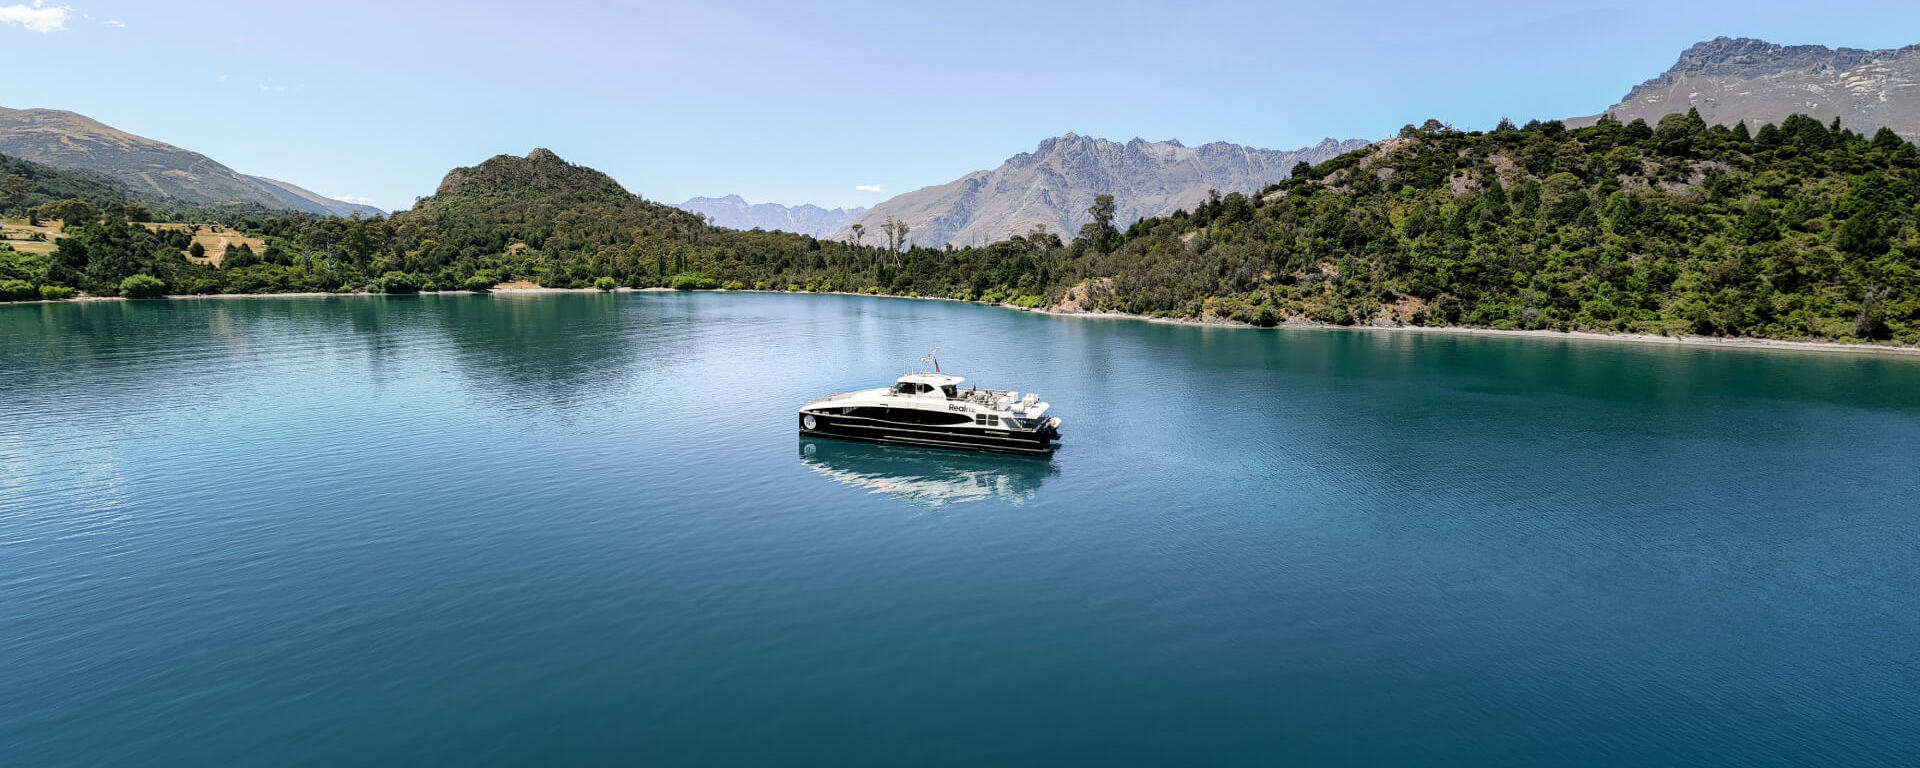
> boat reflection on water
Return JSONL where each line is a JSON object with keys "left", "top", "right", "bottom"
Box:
{"left": 797, "top": 438, "right": 1059, "bottom": 507}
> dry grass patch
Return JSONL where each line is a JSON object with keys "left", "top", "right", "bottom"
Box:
{"left": 1, "top": 217, "right": 65, "bottom": 253}
{"left": 139, "top": 223, "right": 267, "bottom": 266}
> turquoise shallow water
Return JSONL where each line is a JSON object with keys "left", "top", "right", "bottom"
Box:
{"left": 3, "top": 292, "right": 1918, "bottom": 766}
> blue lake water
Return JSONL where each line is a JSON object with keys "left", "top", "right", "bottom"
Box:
{"left": 3, "top": 292, "right": 1918, "bottom": 766}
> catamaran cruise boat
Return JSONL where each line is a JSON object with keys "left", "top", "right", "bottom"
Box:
{"left": 799, "top": 350, "right": 1062, "bottom": 455}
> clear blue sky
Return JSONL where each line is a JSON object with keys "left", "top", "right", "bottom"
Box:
{"left": 4, "top": 0, "right": 1917, "bottom": 211}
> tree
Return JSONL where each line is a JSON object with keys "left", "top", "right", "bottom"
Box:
{"left": 378, "top": 271, "right": 424, "bottom": 294}
{"left": 35, "top": 198, "right": 99, "bottom": 227}
{"left": 849, "top": 222, "right": 865, "bottom": 248}
{"left": 1080, "top": 193, "right": 1117, "bottom": 252}
{"left": 0, "top": 279, "right": 34, "bottom": 301}
{"left": 119, "top": 273, "right": 166, "bottom": 299}
{"left": 879, "top": 216, "right": 909, "bottom": 265}
{"left": 1871, "top": 127, "right": 1906, "bottom": 151}
{"left": 188, "top": 242, "right": 206, "bottom": 259}
{"left": 1, "top": 174, "right": 29, "bottom": 210}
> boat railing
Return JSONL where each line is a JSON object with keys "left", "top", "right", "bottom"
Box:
{"left": 805, "top": 392, "right": 858, "bottom": 406}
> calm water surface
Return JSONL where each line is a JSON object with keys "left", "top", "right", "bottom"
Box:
{"left": 3, "top": 292, "right": 1918, "bottom": 766}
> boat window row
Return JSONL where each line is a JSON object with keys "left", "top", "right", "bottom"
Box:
{"left": 890, "top": 382, "right": 961, "bottom": 398}
{"left": 836, "top": 406, "right": 972, "bottom": 426}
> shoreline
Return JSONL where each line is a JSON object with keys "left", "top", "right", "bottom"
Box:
{"left": 1023, "top": 307, "right": 1920, "bottom": 357}
{"left": 11, "top": 285, "right": 1918, "bottom": 359}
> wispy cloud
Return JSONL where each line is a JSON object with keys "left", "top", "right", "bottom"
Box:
{"left": 854, "top": 184, "right": 884, "bottom": 193}
{"left": 259, "top": 83, "right": 285, "bottom": 93}
{"left": 218, "top": 74, "right": 229, "bottom": 82}
{"left": 101, "top": 18, "right": 121, "bottom": 27}
{"left": 332, "top": 194, "right": 376, "bottom": 206}
{"left": 0, "top": 1, "right": 72, "bottom": 33}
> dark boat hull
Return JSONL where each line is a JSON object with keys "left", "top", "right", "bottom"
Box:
{"left": 798, "top": 412, "right": 1058, "bottom": 455}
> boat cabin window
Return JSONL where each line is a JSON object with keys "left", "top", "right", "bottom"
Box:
{"left": 941, "top": 385, "right": 958, "bottom": 399}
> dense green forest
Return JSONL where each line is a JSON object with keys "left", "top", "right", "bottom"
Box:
{"left": 5, "top": 113, "right": 1918, "bottom": 345}
{"left": 0, "top": 153, "right": 133, "bottom": 213}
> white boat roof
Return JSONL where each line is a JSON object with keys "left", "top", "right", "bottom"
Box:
{"left": 898, "top": 373, "right": 964, "bottom": 386}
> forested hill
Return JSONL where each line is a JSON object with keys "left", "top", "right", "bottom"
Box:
{"left": 428, "top": 148, "right": 633, "bottom": 204}
{"left": 1083, "top": 113, "right": 1920, "bottom": 343}
{"left": 1, "top": 152, "right": 132, "bottom": 212}
{"left": 6, "top": 118, "right": 1918, "bottom": 346}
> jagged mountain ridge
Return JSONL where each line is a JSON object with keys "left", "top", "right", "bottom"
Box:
{"left": 675, "top": 194, "right": 865, "bottom": 238}
{"left": 0, "top": 106, "right": 383, "bottom": 217}
{"left": 831, "top": 134, "right": 1370, "bottom": 247}
{"left": 1575, "top": 37, "right": 1920, "bottom": 141}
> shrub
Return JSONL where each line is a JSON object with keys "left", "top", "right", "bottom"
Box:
{"left": 669, "top": 275, "right": 719, "bottom": 290}
{"left": 980, "top": 290, "right": 1006, "bottom": 304}
{"left": 0, "top": 279, "right": 37, "bottom": 301}
{"left": 752, "top": 281, "right": 768, "bottom": 291}
{"left": 378, "top": 271, "right": 424, "bottom": 294}
{"left": 463, "top": 275, "right": 494, "bottom": 292}
{"left": 818, "top": 281, "right": 833, "bottom": 293}
{"left": 120, "top": 274, "right": 166, "bottom": 299}
{"left": 594, "top": 276, "right": 618, "bottom": 291}
{"left": 721, "top": 280, "right": 745, "bottom": 291}
{"left": 785, "top": 283, "right": 801, "bottom": 292}
{"left": 1011, "top": 294, "right": 1046, "bottom": 309}
{"left": 38, "top": 284, "right": 76, "bottom": 300}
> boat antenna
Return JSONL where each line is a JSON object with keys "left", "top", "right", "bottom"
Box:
{"left": 923, "top": 347, "right": 940, "bottom": 373}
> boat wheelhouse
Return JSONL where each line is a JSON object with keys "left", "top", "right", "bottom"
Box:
{"left": 798, "top": 350, "right": 1061, "bottom": 455}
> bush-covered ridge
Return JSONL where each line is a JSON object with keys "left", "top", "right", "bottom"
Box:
{"left": 4, "top": 116, "right": 1916, "bottom": 347}
{"left": 1090, "top": 112, "right": 1920, "bottom": 343}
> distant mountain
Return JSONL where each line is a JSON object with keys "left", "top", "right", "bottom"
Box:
{"left": 1575, "top": 37, "right": 1920, "bottom": 141}
{"left": 831, "top": 134, "right": 1369, "bottom": 248}
{"left": 248, "top": 176, "right": 382, "bottom": 219}
{"left": 0, "top": 106, "right": 382, "bottom": 218}
{"left": 676, "top": 194, "right": 864, "bottom": 238}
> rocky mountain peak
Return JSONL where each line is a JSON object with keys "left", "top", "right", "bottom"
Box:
{"left": 831, "top": 133, "right": 1369, "bottom": 248}
{"left": 1576, "top": 37, "right": 1920, "bottom": 142}
{"left": 674, "top": 194, "right": 866, "bottom": 238}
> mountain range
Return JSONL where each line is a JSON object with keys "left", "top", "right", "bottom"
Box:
{"left": 0, "top": 107, "right": 382, "bottom": 218}
{"left": 674, "top": 195, "right": 864, "bottom": 238}
{"left": 10, "top": 35, "right": 1920, "bottom": 239}
{"left": 1574, "top": 36, "right": 1920, "bottom": 140}
{"left": 829, "top": 134, "right": 1369, "bottom": 248}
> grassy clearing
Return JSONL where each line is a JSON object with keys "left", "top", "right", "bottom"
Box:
{"left": 140, "top": 223, "right": 267, "bottom": 265}
{"left": 0, "top": 218, "right": 63, "bottom": 254}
